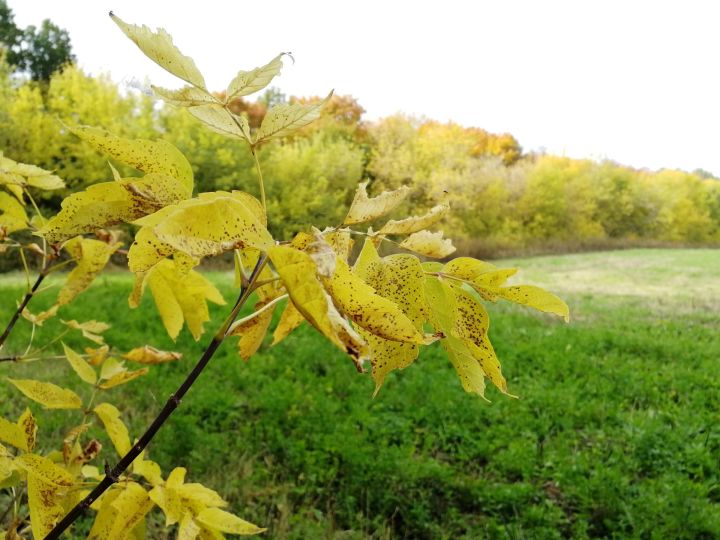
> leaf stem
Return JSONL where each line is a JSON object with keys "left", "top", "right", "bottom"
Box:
{"left": 250, "top": 146, "right": 267, "bottom": 215}
{"left": 44, "top": 255, "right": 268, "bottom": 539}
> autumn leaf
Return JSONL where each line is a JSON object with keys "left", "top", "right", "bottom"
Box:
{"left": 343, "top": 181, "right": 411, "bottom": 225}
{"left": 254, "top": 92, "right": 333, "bottom": 145}
{"left": 123, "top": 346, "right": 182, "bottom": 364}
{"left": 27, "top": 475, "right": 65, "bottom": 539}
{"left": 0, "top": 191, "right": 28, "bottom": 234}
{"left": 111, "top": 13, "right": 206, "bottom": 88}
{"left": 378, "top": 203, "right": 449, "bottom": 235}
{"left": 226, "top": 53, "right": 287, "bottom": 101}
{"left": 62, "top": 319, "right": 111, "bottom": 345}
{"left": 229, "top": 300, "right": 277, "bottom": 360}
{"left": 15, "top": 453, "right": 74, "bottom": 487}
{"left": 272, "top": 299, "right": 305, "bottom": 345}
{"left": 63, "top": 342, "right": 97, "bottom": 385}
{"left": 6, "top": 378, "right": 82, "bottom": 409}
{"left": 94, "top": 403, "right": 131, "bottom": 457}
{"left": 400, "top": 230, "right": 456, "bottom": 258}
{"left": 196, "top": 507, "right": 266, "bottom": 536}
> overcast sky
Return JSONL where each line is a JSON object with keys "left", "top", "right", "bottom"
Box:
{"left": 10, "top": 0, "right": 720, "bottom": 175}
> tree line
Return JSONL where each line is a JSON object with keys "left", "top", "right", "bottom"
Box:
{"left": 0, "top": 52, "right": 717, "bottom": 259}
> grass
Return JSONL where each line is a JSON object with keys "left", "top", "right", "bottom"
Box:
{"left": 1, "top": 248, "right": 719, "bottom": 539}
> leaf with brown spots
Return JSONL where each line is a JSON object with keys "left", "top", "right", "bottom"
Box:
{"left": 6, "top": 378, "right": 82, "bottom": 409}
{"left": 498, "top": 286, "right": 570, "bottom": 322}
{"left": 0, "top": 191, "right": 29, "bottom": 234}
{"left": 324, "top": 258, "right": 425, "bottom": 345}
{"left": 228, "top": 300, "right": 277, "bottom": 360}
{"left": 27, "top": 474, "right": 65, "bottom": 539}
{"left": 343, "top": 181, "right": 411, "bottom": 225}
{"left": 111, "top": 13, "right": 206, "bottom": 88}
{"left": 352, "top": 254, "right": 429, "bottom": 394}
{"left": 268, "top": 245, "right": 368, "bottom": 367}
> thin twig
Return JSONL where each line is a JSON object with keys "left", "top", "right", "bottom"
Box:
{"left": 44, "top": 255, "right": 269, "bottom": 539}
{"left": 0, "top": 270, "right": 47, "bottom": 352}
{"left": 250, "top": 146, "right": 267, "bottom": 214}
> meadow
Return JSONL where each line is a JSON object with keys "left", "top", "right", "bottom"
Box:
{"left": 1, "top": 248, "right": 718, "bottom": 539}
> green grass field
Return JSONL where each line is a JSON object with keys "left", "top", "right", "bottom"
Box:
{"left": 1, "top": 248, "right": 719, "bottom": 539}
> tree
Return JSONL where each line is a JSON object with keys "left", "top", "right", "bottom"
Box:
{"left": 0, "top": 1, "right": 74, "bottom": 81}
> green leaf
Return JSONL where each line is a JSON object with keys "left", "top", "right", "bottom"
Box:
{"left": 254, "top": 91, "right": 332, "bottom": 144}
{"left": 226, "top": 53, "right": 287, "bottom": 101}
{"left": 111, "top": 13, "right": 206, "bottom": 88}
{"left": 343, "top": 181, "right": 411, "bottom": 225}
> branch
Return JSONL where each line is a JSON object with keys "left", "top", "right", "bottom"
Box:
{"left": 0, "top": 270, "right": 47, "bottom": 352}
{"left": 44, "top": 254, "right": 269, "bottom": 539}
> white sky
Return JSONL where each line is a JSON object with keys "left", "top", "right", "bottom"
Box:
{"left": 9, "top": 0, "right": 720, "bottom": 175}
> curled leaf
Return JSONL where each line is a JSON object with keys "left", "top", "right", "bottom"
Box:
{"left": 123, "top": 346, "right": 182, "bottom": 364}
{"left": 379, "top": 203, "right": 449, "bottom": 235}
{"left": 400, "top": 230, "right": 456, "bottom": 258}
{"left": 343, "top": 181, "right": 410, "bottom": 225}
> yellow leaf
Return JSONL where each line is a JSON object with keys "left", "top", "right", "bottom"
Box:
{"left": 324, "top": 258, "right": 424, "bottom": 344}
{"left": 106, "top": 482, "right": 155, "bottom": 540}
{"left": 6, "top": 378, "right": 82, "bottom": 409}
{"left": 378, "top": 203, "right": 450, "bottom": 235}
{"left": 152, "top": 193, "right": 273, "bottom": 259}
{"left": 85, "top": 345, "right": 110, "bottom": 366}
{"left": 226, "top": 53, "right": 286, "bottom": 101}
{"left": 111, "top": 14, "right": 206, "bottom": 88}
{"left": 62, "top": 423, "right": 91, "bottom": 465}
{"left": 324, "top": 229, "right": 354, "bottom": 262}
{"left": 343, "top": 181, "right": 410, "bottom": 225}
{"left": 352, "top": 255, "right": 429, "bottom": 393}
{"left": 55, "top": 238, "right": 121, "bottom": 308}
{"left": 178, "top": 513, "right": 202, "bottom": 540}
{"left": 98, "top": 368, "right": 149, "bottom": 389}
{"left": 353, "top": 236, "right": 381, "bottom": 277}
{"left": 400, "top": 230, "right": 456, "bottom": 258}
{"left": 88, "top": 488, "right": 121, "bottom": 538}
{"left": 268, "top": 246, "right": 368, "bottom": 366}
{"left": 196, "top": 507, "right": 266, "bottom": 536}
{"left": 99, "top": 357, "right": 126, "bottom": 381}
{"left": 149, "top": 485, "right": 184, "bottom": 527}
{"left": 123, "top": 345, "right": 182, "bottom": 364}
{"left": 153, "top": 85, "right": 218, "bottom": 107}
{"left": 127, "top": 223, "right": 176, "bottom": 273}
{"left": 18, "top": 408, "right": 37, "bottom": 452}
{"left": 254, "top": 91, "right": 332, "bottom": 144}
{"left": 498, "top": 285, "right": 571, "bottom": 322}
{"left": 93, "top": 403, "right": 131, "bottom": 456}
{"left": 133, "top": 453, "right": 163, "bottom": 486}
{"left": 69, "top": 125, "right": 193, "bottom": 196}
{"left": 0, "top": 191, "right": 28, "bottom": 234}
{"left": 187, "top": 104, "right": 251, "bottom": 141}
{"left": 0, "top": 415, "right": 28, "bottom": 451}
{"left": 39, "top": 182, "right": 138, "bottom": 244}
{"left": 452, "top": 287, "right": 510, "bottom": 394}
{"left": 27, "top": 475, "right": 64, "bottom": 539}
{"left": 138, "top": 259, "right": 225, "bottom": 340}
{"left": 271, "top": 299, "right": 305, "bottom": 345}
{"left": 15, "top": 453, "right": 74, "bottom": 487}
{"left": 0, "top": 152, "right": 65, "bottom": 191}
{"left": 176, "top": 483, "right": 228, "bottom": 508}
{"left": 424, "top": 278, "right": 488, "bottom": 399}
{"left": 229, "top": 300, "right": 276, "bottom": 361}
{"left": 442, "top": 257, "right": 517, "bottom": 300}
{"left": 62, "top": 342, "right": 97, "bottom": 385}
{"left": 62, "top": 319, "right": 112, "bottom": 345}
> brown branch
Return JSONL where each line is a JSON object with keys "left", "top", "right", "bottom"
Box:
{"left": 0, "top": 270, "right": 47, "bottom": 351}
{"left": 44, "top": 254, "right": 268, "bottom": 539}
